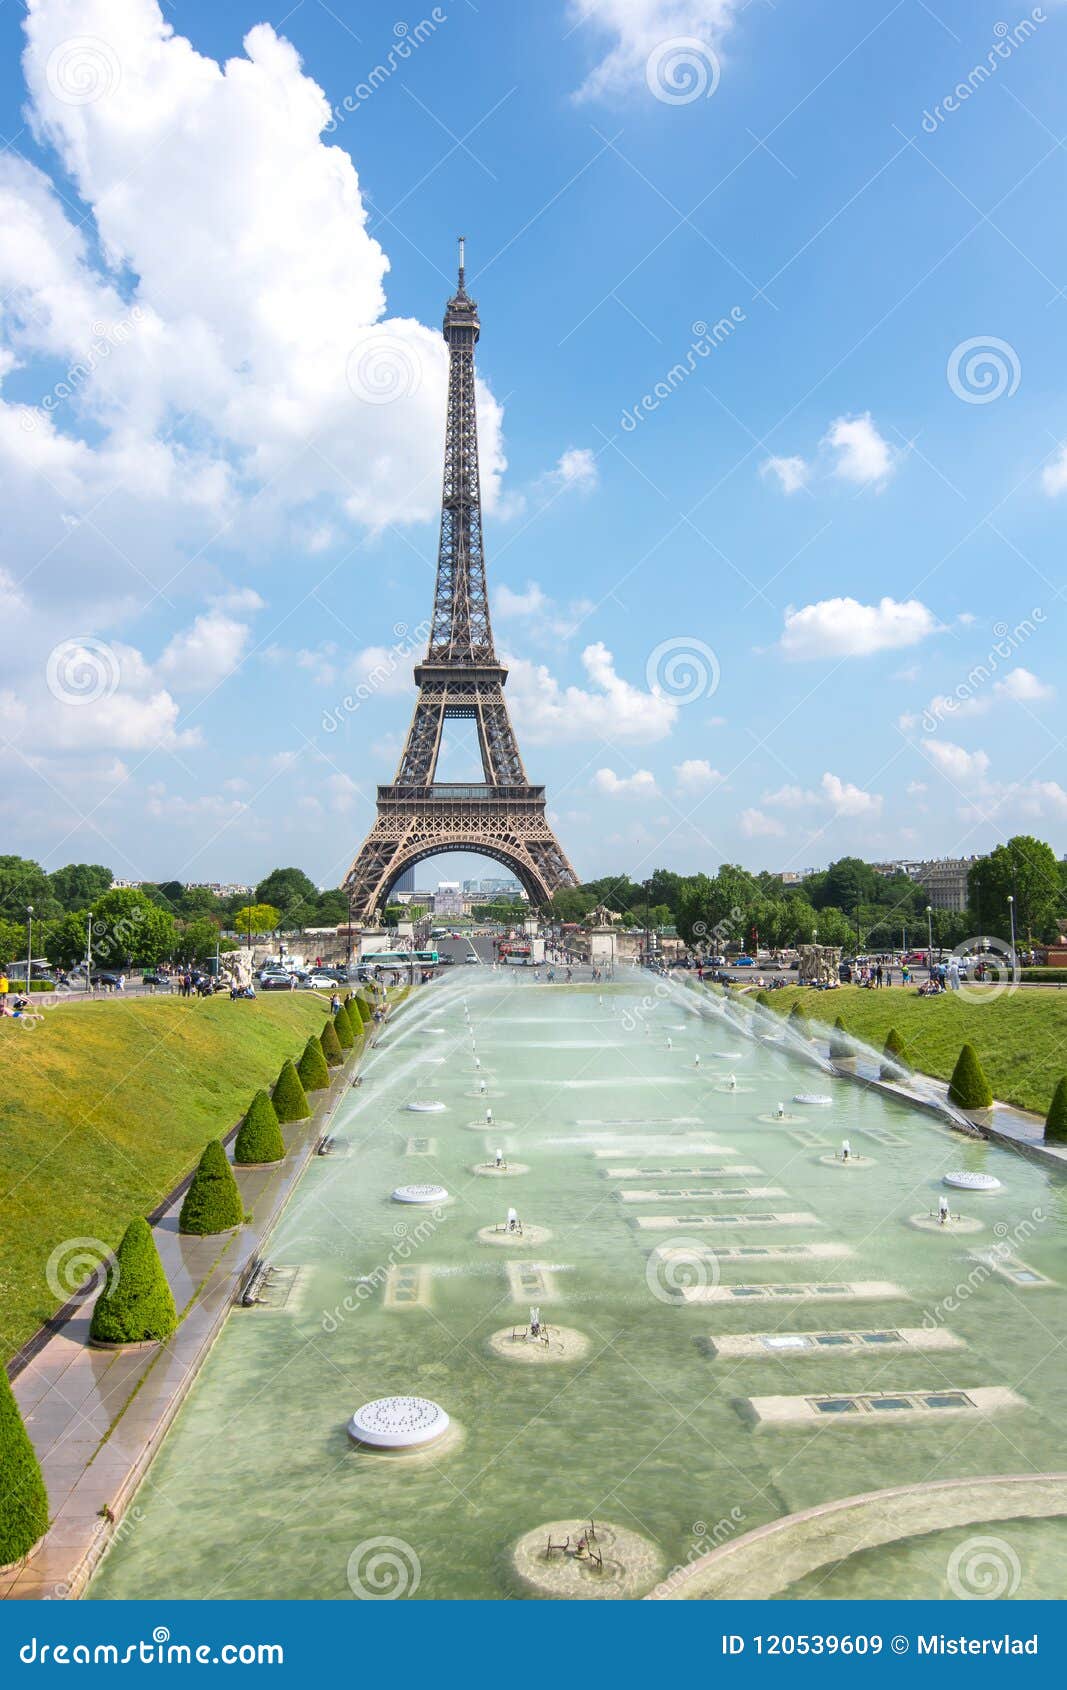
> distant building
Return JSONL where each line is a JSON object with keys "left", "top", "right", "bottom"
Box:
{"left": 394, "top": 865, "right": 416, "bottom": 894}
{"left": 905, "top": 856, "right": 983, "bottom": 912}
{"left": 433, "top": 881, "right": 464, "bottom": 916}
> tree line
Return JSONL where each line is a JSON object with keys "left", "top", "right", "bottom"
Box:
{"left": 0, "top": 861, "right": 356, "bottom": 970}
{"left": 547, "top": 836, "right": 1066, "bottom": 954}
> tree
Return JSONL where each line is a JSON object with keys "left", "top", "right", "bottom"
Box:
{"left": 947, "top": 1044, "right": 993, "bottom": 1111}
{"left": 0, "top": 856, "right": 59, "bottom": 922}
{"left": 1044, "top": 1077, "right": 1067, "bottom": 1144}
{"left": 0, "top": 1364, "right": 49, "bottom": 1564}
{"left": 48, "top": 863, "right": 112, "bottom": 911}
{"left": 314, "top": 888, "right": 349, "bottom": 925}
{"left": 234, "top": 1091, "right": 286, "bottom": 1165}
{"left": 881, "top": 1027, "right": 909, "bottom": 1079}
{"left": 173, "top": 917, "right": 222, "bottom": 966}
{"left": 320, "top": 1019, "right": 343, "bottom": 1067}
{"left": 89, "top": 1218, "right": 177, "bottom": 1344}
{"left": 232, "top": 903, "right": 281, "bottom": 939}
{"left": 43, "top": 911, "right": 89, "bottom": 969}
{"left": 89, "top": 888, "right": 176, "bottom": 967}
{"left": 272, "top": 1059, "right": 310, "bottom": 1122}
{"left": 0, "top": 916, "right": 26, "bottom": 968}
{"left": 297, "top": 1035, "right": 330, "bottom": 1092}
{"left": 820, "top": 857, "right": 878, "bottom": 914}
{"left": 968, "top": 836, "right": 1061, "bottom": 947}
{"left": 333, "top": 1005, "right": 354, "bottom": 1050}
{"left": 179, "top": 1141, "right": 244, "bottom": 1234}
{"left": 255, "top": 868, "right": 318, "bottom": 918}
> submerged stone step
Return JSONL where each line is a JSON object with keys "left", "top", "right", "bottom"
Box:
{"left": 636, "top": 1211, "right": 819, "bottom": 1230}
{"left": 745, "top": 1385, "right": 1025, "bottom": 1427}
{"left": 709, "top": 1326, "right": 965, "bottom": 1359}
{"left": 687, "top": 1280, "right": 906, "bottom": 1304}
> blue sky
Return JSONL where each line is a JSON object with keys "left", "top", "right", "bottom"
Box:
{"left": 1, "top": 0, "right": 1065, "bottom": 893}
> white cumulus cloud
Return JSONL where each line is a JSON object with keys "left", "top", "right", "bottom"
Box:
{"left": 505, "top": 642, "right": 678, "bottom": 743}
{"left": 780, "top": 596, "right": 939, "bottom": 660}
{"left": 568, "top": 0, "right": 739, "bottom": 101}
{"left": 740, "top": 807, "right": 784, "bottom": 837}
{"left": 823, "top": 412, "right": 897, "bottom": 487}
{"left": 593, "top": 766, "right": 659, "bottom": 797}
{"left": 760, "top": 454, "right": 809, "bottom": 494}
{"left": 674, "top": 757, "right": 723, "bottom": 793}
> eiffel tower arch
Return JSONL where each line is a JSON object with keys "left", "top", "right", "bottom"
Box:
{"left": 343, "top": 241, "right": 579, "bottom": 920}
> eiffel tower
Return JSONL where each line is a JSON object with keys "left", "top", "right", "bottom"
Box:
{"left": 343, "top": 241, "right": 579, "bottom": 920}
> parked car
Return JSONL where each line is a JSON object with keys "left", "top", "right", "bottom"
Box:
{"left": 141, "top": 971, "right": 171, "bottom": 989}
{"left": 260, "top": 973, "right": 294, "bottom": 991}
{"left": 735, "top": 955, "right": 755, "bottom": 967}
{"left": 306, "top": 972, "right": 338, "bottom": 990}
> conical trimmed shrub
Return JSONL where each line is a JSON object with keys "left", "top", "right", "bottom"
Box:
{"left": 179, "top": 1141, "right": 244, "bottom": 1235}
{"left": 1044, "top": 1076, "right": 1067, "bottom": 1144}
{"left": 352, "top": 990, "right": 373, "bottom": 1026}
{"left": 272, "top": 1058, "right": 310, "bottom": 1123}
{"left": 333, "top": 1006, "right": 354, "bottom": 1050}
{"left": 89, "top": 1218, "right": 178, "bottom": 1345}
{"left": 788, "top": 1001, "right": 809, "bottom": 1040}
{"left": 297, "top": 1034, "right": 330, "bottom": 1093}
{"left": 756, "top": 990, "right": 773, "bottom": 1009}
{"left": 829, "top": 1016, "right": 851, "bottom": 1060}
{"left": 948, "top": 1043, "right": 993, "bottom": 1111}
{"left": 881, "top": 1026, "right": 908, "bottom": 1080}
{"left": 234, "top": 1090, "right": 285, "bottom": 1165}
{"left": 320, "top": 1018, "right": 343, "bottom": 1067}
{"left": 0, "top": 1365, "right": 48, "bottom": 1566}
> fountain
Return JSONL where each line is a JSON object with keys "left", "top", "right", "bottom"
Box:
{"left": 88, "top": 965, "right": 1066, "bottom": 1605}
{"left": 392, "top": 1184, "right": 448, "bottom": 1205}
{"left": 405, "top": 1100, "right": 447, "bottom": 1113}
{"left": 347, "top": 1396, "right": 450, "bottom": 1450}
{"left": 793, "top": 1093, "right": 833, "bottom": 1107}
{"left": 944, "top": 1170, "right": 1001, "bottom": 1192}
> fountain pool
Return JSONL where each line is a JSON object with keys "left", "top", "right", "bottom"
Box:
{"left": 87, "top": 974, "right": 1067, "bottom": 1601}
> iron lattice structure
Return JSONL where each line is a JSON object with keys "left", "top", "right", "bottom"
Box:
{"left": 343, "top": 243, "right": 579, "bottom": 919}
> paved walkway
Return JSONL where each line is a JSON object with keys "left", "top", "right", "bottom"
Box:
{"left": 1, "top": 1058, "right": 360, "bottom": 1600}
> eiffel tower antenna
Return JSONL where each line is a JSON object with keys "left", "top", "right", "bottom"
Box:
{"left": 342, "top": 246, "right": 579, "bottom": 920}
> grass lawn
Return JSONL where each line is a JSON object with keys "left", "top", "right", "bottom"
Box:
{"left": 762, "top": 986, "right": 1067, "bottom": 1118}
{"left": 0, "top": 993, "right": 342, "bottom": 1364}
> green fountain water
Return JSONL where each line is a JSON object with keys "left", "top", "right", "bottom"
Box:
{"left": 88, "top": 973, "right": 1067, "bottom": 1600}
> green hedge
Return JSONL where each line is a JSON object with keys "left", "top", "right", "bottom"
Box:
{"left": 0, "top": 1365, "right": 49, "bottom": 1565}
{"left": 948, "top": 1043, "right": 993, "bottom": 1111}
{"left": 880, "top": 1026, "right": 909, "bottom": 1080}
{"left": 788, "top": 1002, "right": 809, "bottom": 1040}
{"left": 1021, "top": 969, "right": 1067, "bottom": 983}
{"left": 234, "top": 1090, "right": 285, "bottom": 1165}
{"left": 319, "top": 1018, "right": 343, "bottom": 1067}
{"left": 89, "top": 1217, "right": 177, "bottom": 1345}
{"left": 272, "top": 1058, "right": 310, "bottom": 1123}
{"left": 829, "top": 1016, "right": 851, "bottom": 1060}
{"left": 297, "top": 1035, "right": 330, "bottom": 1092}
{"left": 1045, "top": 1076, "right": 1067, "bottom": 1144}
{"left": 179, "top": 1140, "right": 244, "bottom": 1234}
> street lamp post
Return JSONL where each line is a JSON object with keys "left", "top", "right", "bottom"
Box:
{"left": 86, "top": 910, "right": 93, "bottom": 994}
{"left": 25, "top": 905, "right": 33, "bottom": 996}
{"left": 1007, "top": 894, "right": 1017, "bottom": 970}
{"left": 926, "top": 905, "right": 933, "bottom": 972}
